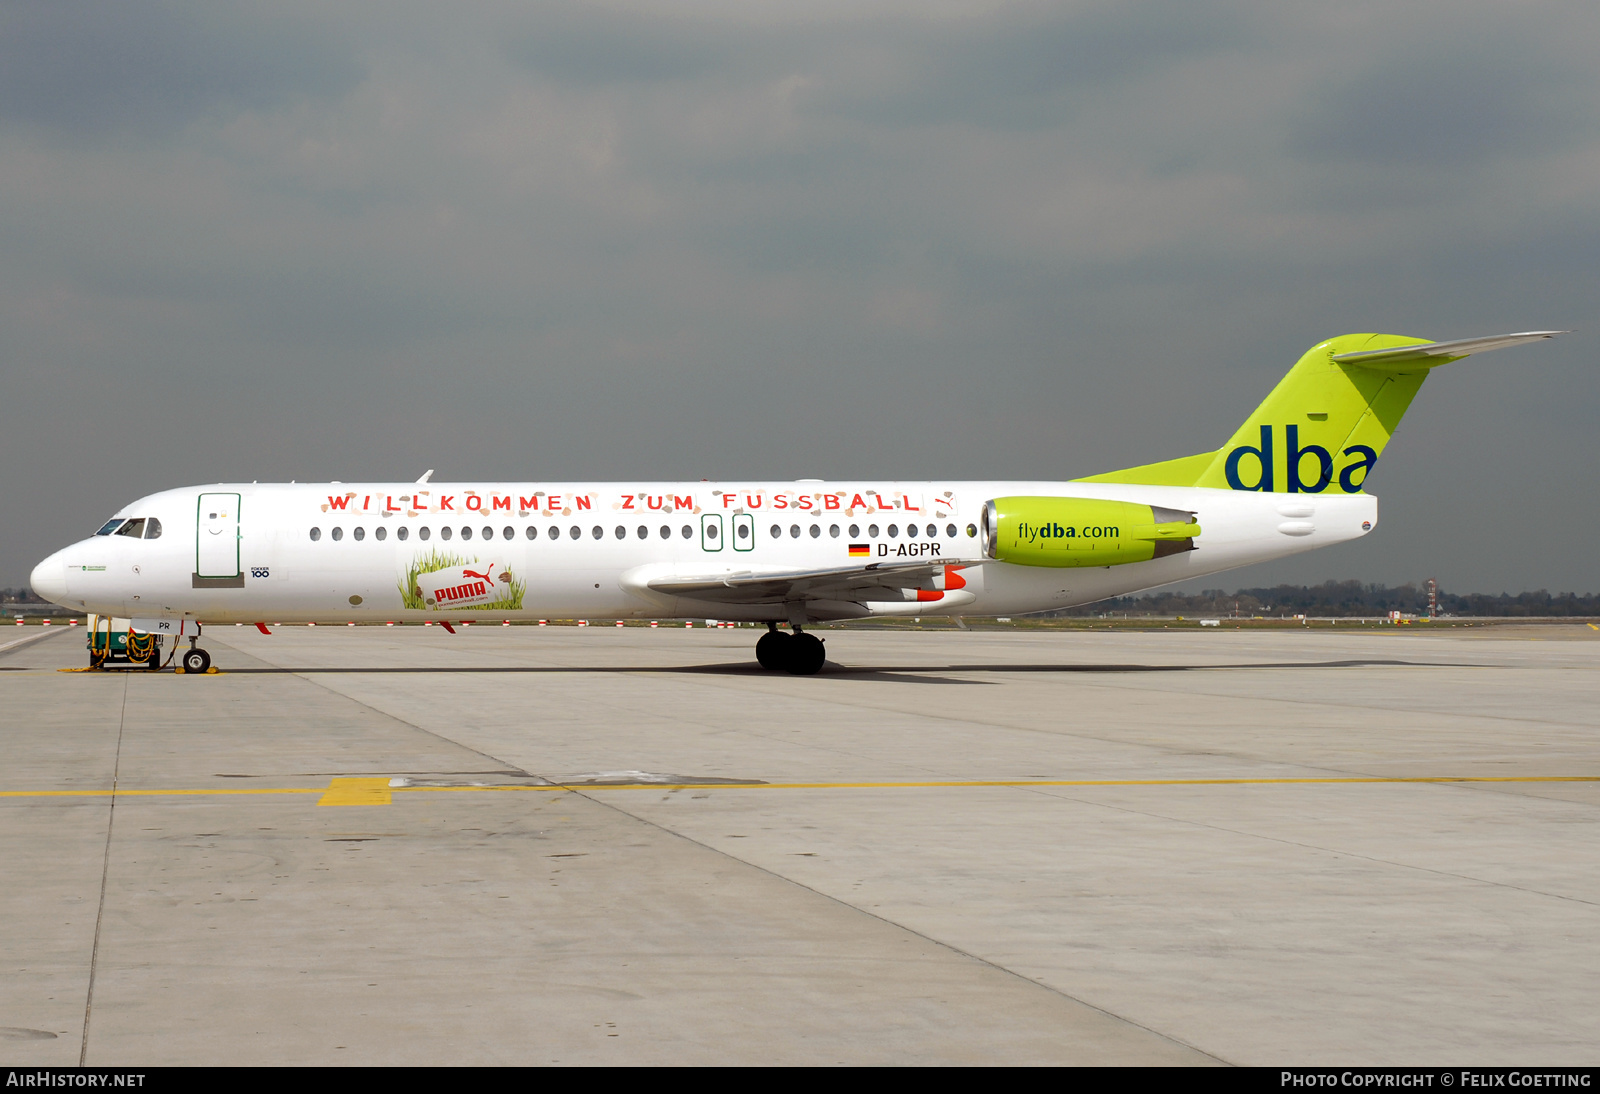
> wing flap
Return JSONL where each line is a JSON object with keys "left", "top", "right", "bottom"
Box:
{"left": 646, "top": 558, "right": 983, "bottom": 606}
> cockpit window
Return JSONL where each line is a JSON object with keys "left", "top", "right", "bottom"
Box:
{"left": 115, "top": 519, "right": 146, "bottom": 538}
{"left": 96, "top": 519, "right": 125, "bottom": 536}
{"left": 144, "top": 518, "right": 162, "bottom": 540}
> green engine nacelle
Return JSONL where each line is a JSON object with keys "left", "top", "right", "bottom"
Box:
{"left": 982, "top": 497, "right": 1201, "bottom": 568}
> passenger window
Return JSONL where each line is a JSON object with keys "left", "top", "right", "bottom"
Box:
{"left": 769, "top": 524, "right": 781, "bottom": 539}
{"left": 483, "top": 526, "right": 493, "bottom": 541}
{"left": 592, "top": 526, "right": 603, "bottom": 540}
{"left": 145, "top": 518, "right": 163, "bottom": 540}
{"left": 887, "top": 524, "right": 898, "bottom": 538}
{"left": 353, "top": 527, "right": 366, "bottom": 541}
{"left": 946, "top": 524, "right": 957, "bottom": 537}
{"left": 460, "top": 527, "right": 472, "bottom": 541}
{"left": 868, "top": 524, "right": 879, "bottom": 537}
{"left": 310, "top": 527, "right": 322, "bottom": 542}
{"left": 849, "top": 524, "right": 860, "bottom": 538}
{"left": 906, "top": 524, "right": 919, "bottom": 537}
{"left": 615, "top": 525, "right": 626, "bottom": 540}
{"left": 809, "top": 524, "right": 820, "bottom": 538}
{"left": 96, "top": 519, "right": 125, "bottom": 536}
{"left": 681, "top": 525, "right": 692, "bottom": 539}
{"left": 503, "top": 527, "right": 513, "bottom": 540}
{"left": 829, "top": 524, "right": 839, "bottom": 538}
{"left": 526, "top": 527, "right": 537, "bottom": 540}
{"left": 441, "top": 527, "right": 452, "bottom": 540}
{"left": 332, "top": 527, "right": 344, "bottom": 541}
{"left": 375, "top": 527, "right": 387, "bottom": 541}
{"left": 569, "top": 526, "right": 581, "bottom": 540}
{"left": 789, "top": 525, "right": 800, "bottom": 538}
{"left": 966, "top": 524, "right": 977, "bottom": 537}
{"left": 398, "top": 526, "right": 409, "bottom": 541}
{"left": 115, "top": 519, "right": 146, "bottom": 538}
{"left": 736, "top": 524, "right": 749, "bottom": 540}
{"left": 420, "top": 527, "right": 431, "bottom": 541}
{"left": 660, "top": 525, "right": 671, "bottom": 539}
{"left": 549, "top": 526, "right": 560, "bottom": 541}
{"left": 638, "top": 526, "right": 648, "bottom": 540}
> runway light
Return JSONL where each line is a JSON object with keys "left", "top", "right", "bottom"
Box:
{"left": 616, "top": 621, "right": 625, "bottom": 627}
{"left": 650, "top": 621, "right": 658, "bottom": 627}
{"left": 502, "top": 620, "right": 511, "bottom": 627}
{"left": 538, "top": 620, "right": 547, "bottom": 626}
{"left": 386, "top": 622, "right": 395, "bottom": 626}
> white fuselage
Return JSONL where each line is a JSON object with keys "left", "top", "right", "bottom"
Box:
{"left": 30, "top": 480, "right": 1376, "bottom": 624}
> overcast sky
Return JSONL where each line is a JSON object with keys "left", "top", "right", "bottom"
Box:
{"left": 4, "top": 0, "right": 1596, "bottom": 593}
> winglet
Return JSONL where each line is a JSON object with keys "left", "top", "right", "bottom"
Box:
{"left": 1331, "top": 330, "right": 1568, "bottom": 367}
{"left": 416, "top": 469, "right": 434, "bottom": 483}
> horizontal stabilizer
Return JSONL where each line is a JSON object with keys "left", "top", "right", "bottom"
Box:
{"left": 1331, "top": 331, "right": 1567, "bottom": 367}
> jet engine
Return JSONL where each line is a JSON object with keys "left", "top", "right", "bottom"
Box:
{"left": 982, "top": 497, "right": 1200, "bottom": 567}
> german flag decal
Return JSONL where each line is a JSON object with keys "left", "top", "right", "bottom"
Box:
{"left": 848, "top": 543, "right": 870, "bottom": 557}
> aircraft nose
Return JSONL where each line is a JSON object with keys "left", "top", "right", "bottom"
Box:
{"left": 30, "top": 552, "right": 69, "bottom": 606}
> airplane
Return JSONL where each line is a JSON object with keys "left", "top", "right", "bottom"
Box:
{"left": 29, "top": 330, "right": 1565, "bottom": 675}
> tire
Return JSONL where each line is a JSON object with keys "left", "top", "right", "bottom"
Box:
{"left": 182, "top": 648, "right": 211, "bottom": 674}
{"left": 786, "top": 632, "right": 826, "bottom": 676}
{"left": 755, "top": 630, "right": 792, "bottom": 670}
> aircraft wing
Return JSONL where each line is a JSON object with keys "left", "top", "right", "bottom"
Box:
{"left": 1331, "top": 330, "right": 1567, "bottom": 367}
{"left": 645, "top": 558, "right": 984, "bottom": 605}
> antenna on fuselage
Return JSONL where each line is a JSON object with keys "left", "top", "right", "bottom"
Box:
{"left": 416, "top": 469, "right": 434, "bottom": 483}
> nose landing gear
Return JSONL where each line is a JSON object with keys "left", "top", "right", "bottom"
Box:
{"left": 179, "top": 635, "right": 211, "bottom": 675}
{"left": 755, "top": 623, "right": 826, "bottom": 676}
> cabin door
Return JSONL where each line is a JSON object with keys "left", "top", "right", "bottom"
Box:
{"left": 196, "top": 493, "right": 242, "bottom": 578}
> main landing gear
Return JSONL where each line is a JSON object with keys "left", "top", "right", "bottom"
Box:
{"left": 755, "top": 623, "right": 826, "bottom": 676}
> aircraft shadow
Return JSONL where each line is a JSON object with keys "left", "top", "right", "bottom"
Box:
{"left": 115, "top": 657, "right": 1477, "bottom": 686}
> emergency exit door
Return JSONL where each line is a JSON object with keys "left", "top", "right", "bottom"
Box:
{"left": 700, "top": 513, "right": 723, "bottom": 552}
{"left": 196, "top": 493, "right": 242, "bottom": 578}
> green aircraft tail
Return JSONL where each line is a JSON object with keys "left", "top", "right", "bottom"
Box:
{"left": 1076, "top": 331, "right": 1563, "bottom": 494}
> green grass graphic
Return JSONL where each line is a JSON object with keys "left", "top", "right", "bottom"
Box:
{"left": 398, "top": 548, "right": 526, "bottom": 612}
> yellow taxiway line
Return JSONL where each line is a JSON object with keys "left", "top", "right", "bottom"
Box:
{"left": 0, "top": 773, "right": 1596, "bottom": 806}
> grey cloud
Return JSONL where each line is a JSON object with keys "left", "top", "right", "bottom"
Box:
{"left": 0, "top": 0, "right": 361, "bottom": 136}
{"left": 3, "top": 1, "right": 1598, "bottom": 594}
{"left": 1289, "top": 36, "right": 1593, "bottom": 168}
{"left": 798, "top": 2, "right": 1255, "bottom": 131}
{"left": 506, "top": 5, "right": 732, "bottom": 87}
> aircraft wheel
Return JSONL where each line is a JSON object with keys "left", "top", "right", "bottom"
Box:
{"left": 181, "top": 648, "right": 211, "bottom": 674}
{"left": 755, "top": 630, "right": 792, "bottom": 670}
{"left": 786, "top": 632, "right": 826, "bottom": 676}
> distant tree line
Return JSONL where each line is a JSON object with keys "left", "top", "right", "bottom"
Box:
{"left": 2, "top": 587, "right": 48, "bottom": 604}
{"left": 7, "top": 581, "right": 1597, "bottom": 618}
{"left": 1059, "top": 580, "right": 1600, "bottom": 618}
